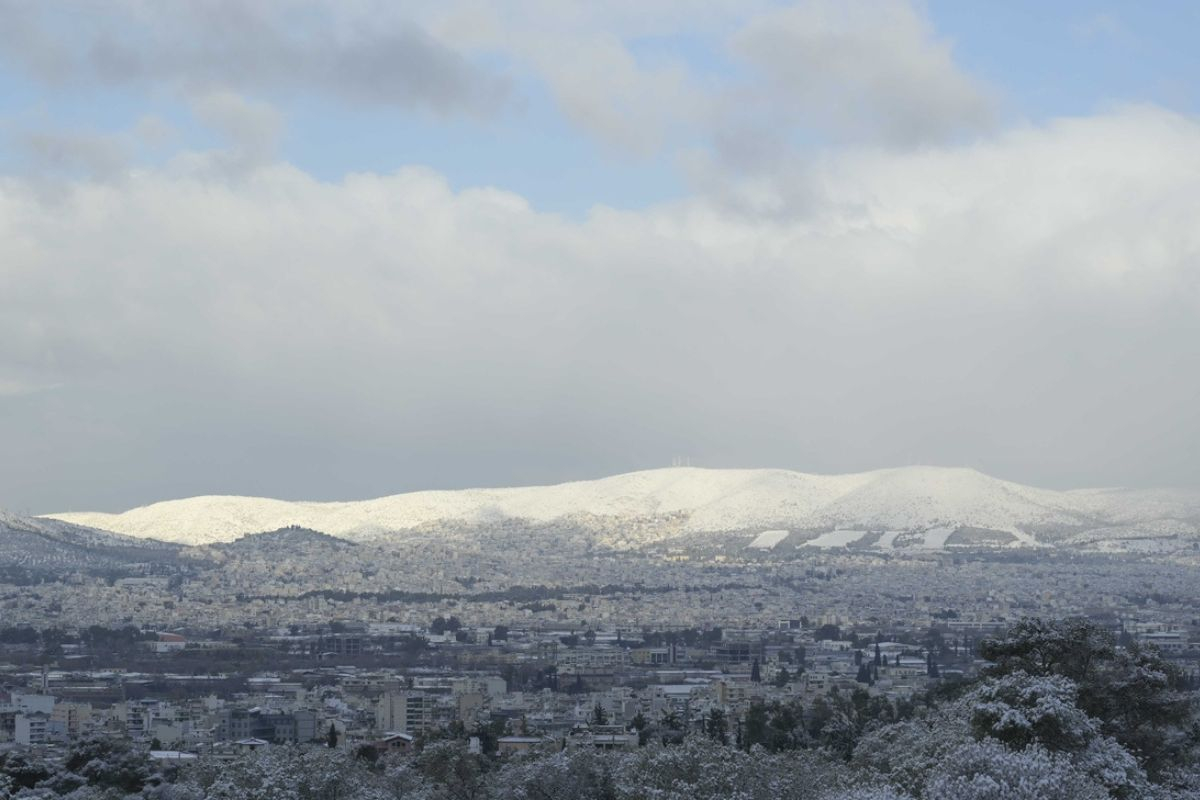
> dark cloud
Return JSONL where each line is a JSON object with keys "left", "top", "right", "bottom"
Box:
{"left": 0, "top": 0, "right": 510, "bottom": 117}
{"left": 728, "top": 0, "right": 994, "bottom": 147}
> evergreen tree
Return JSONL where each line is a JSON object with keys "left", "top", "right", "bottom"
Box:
{"left": 743, "top": 702, "right": 769, "bottom": 750}
{"left": 750, "top": 658, "right": 762, "bottom": 682}
{"left": 704, "top": 708, "right": 728, "bottom": 745}
{"left": 327, "top": 722, "right": 339, "bottom": 748}
{"left": 630, "top": 711, "right": 649, "bottom": 746}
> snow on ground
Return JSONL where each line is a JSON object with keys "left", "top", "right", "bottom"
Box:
{"left": 748, "top": 530, "right": 790, "bottom": 550}
{"left": 802, "top": 530, "right": 868, "bottom": 548}
{"left": 917, "top": 527, "right": 957, "bottom": 549}
{"left": 876, "top": 531, "right": 903, "bottom": 549}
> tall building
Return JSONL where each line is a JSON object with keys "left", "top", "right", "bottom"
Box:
{"left": 375, "top": 691, "right": 434, "bottom": 735}
{"left": 15, "top": 712, "right": 50, "bottom": 746}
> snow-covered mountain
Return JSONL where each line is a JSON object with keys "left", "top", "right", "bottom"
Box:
{"left": 0, "top": 509, "right": 180, "bottom": 573}
{"left": 42, "top": 466, "right": 1200, "bottom": 551}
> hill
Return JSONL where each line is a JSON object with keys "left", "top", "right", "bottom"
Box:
{"left": 0, "top": 510, "right": 182, "bottom": 578}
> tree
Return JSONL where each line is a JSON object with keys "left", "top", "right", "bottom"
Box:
{"left": 62, "top": 736, "right": 151, "bottom": 794}
{"left": 327, "top": 722, "right": 339, "bottom": 748}
{"left": 815, "top": 624, "right": 841, "bottom": 641}
{"left": 704, "top": 707, "right": 729, "bottom": 745}
{"left": 969, "top": 672, "right": 1098, "bottom": 753}
{"left": 750, "top": 658, "right": 762, "bottom": 682}
{"left": 591, "top": 702, "right": 609, "bottom": 726}
{"left": 980, "top": 617, "right": 1194, "bottom": 778}
{"left": 631, "top": 711, "right": 650, "bottom": 746}
{"left": 743, "top": 702, "right": 769, "bottom": 750}
{"left": 980, "top": 618, "right": 1114, "bottom": 684}
{"left": 774, "top": 666, "right": 791, "bottom": 688}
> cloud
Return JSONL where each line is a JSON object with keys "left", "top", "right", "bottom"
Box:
{"left": 1, "top": 1, "right": 991, "bottom": 158}
{"left": 0, "top": 0, "right": 510, "bottom": 118}
{"left": 12, "top": 130, "right": 129, "bottom": 179}
{"left": 526, "top": 36, "right": 705, "bottom": 156}
{"left": 424, "top": 1, "right": 725, "bottom": 155}
{"left": 0, "top": 378, "right": 59, "bottom": 397}
{"left": 189, "top": 90, "right": 284, "bottom": 171}
{"left": 1073, "top": 12, "right": 1129, "bottom": 43}
{"left": 729, "top": 0, "right": 995, "bottom": 147}
{"left": 1, "top": 106, "right": 1199, "bottom": 510}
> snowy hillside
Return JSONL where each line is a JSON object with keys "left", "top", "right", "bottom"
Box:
{"left": 42, "top": 466, "right": 1200, "bottom": 550}
{"left": 1, "top": 509, "right": 165, "bottom": 547}
{"left": 0, "top": 508, "right": 180, "bottom": 573}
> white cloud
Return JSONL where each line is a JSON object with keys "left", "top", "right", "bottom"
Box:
{"left": 527, "top": 36, "right": 705, "bottom": 156}
{"left": 1, "top": 106, "right": 1199, "bottom": 509}
{"left": 190, "top": 90, "right": 284, "bottom": 169}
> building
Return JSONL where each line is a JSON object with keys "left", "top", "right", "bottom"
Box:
{"left": 51, "top": 702, "right": 94, "bottom": 739}
{"left": 15, "top": 712, "right": 50, "bottom": 746}
{"left": 375, "top": 691, "right": 434, "bottom": 735}
{"left": 497, "top": 735, "right": 546, "bottom": 755}
{"left": 214, "top": 708, "right": 318, "bottom": 744}
{"left": 370, "top": 732, "right": 416, "bottom": 755}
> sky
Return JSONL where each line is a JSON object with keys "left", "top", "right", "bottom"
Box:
{"left": 1, "top": 0, "right": 1199, "bottom": 513}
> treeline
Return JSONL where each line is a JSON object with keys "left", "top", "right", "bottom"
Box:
{"left": 0, "top": 624, "right": 158, "bottom": 655}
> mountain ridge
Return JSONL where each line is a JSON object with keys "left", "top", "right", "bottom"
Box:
{"left": 41, "top": 466, "right": 1200, "bottom": 551}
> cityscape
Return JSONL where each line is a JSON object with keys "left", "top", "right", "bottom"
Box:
{"left": 2, "top": 1, "right": 1200, "bottom": 798}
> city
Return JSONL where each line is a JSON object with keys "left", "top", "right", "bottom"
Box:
{"left": 0, "top": 513, "right": 1197, "bottom": 796}
{"left": 3, "top": 0, "right": 1200, "bottom": 797}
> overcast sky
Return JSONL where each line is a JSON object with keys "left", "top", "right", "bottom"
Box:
{"left": 2, "top": 0, "right": 1199, "bottom": 513}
